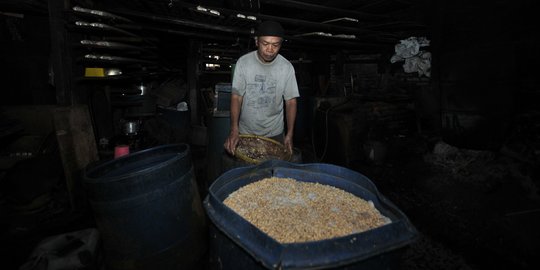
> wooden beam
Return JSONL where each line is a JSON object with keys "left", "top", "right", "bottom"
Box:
{"left": 48, "top": 0, "right": 74, "bottom": 105}
{"left": 187, "top": 40, "right": 200, "bottom": 125}
{"left": 259, "top": 0, "right": 388, "bottom": 21}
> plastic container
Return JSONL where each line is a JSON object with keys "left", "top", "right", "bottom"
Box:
{"left": 204, "top": 160, "right": 417, "bottom": 269}
{"left": 84, "top": 144, "right": 207, "bottom": 270}
{"left": 207, "top": 111, "right": 231, "bottom": 185}
{"left": 215, "top": 83, "right": 232, "bottom": 111}
{"left": 114, "top": 145, "right": 130, "bottom": 158}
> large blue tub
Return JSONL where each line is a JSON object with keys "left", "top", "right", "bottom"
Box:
{"left": 204, "top": 160, "right": 417, "bottom": 269}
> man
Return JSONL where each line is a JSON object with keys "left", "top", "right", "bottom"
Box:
{"left": 224, "top": 21, "right": 300, "bottom": 155}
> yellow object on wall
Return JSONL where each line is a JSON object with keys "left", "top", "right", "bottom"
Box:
{"left": 84, "top": 68, "right": 105, "bottom": 77}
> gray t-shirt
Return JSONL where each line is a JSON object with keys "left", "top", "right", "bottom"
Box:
{"left": 232, "top": 51, "right": 300, "bottom": 137}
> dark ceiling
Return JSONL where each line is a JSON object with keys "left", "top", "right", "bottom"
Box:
{"left": 104, "top": 0, "right": 430, "bottom": 51}
{"left": 1, "top": 0, "right": 430, "bottom": 54}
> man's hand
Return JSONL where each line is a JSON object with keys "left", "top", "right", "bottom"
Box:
{"left": 284, "top": 133, "right": 293, "bottom": 154}
{"left": 226, "top": 94, "right": 243, "bottom": 155}
{"left": 284, "top": 98, "right": 297, "bottom": 155}
{"left": 224, "top": 130, "right": 240, "bottom": 155}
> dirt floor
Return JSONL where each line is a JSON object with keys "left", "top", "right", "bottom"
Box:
{"left": 338, "top": 135, "right": 540, "bottom": 270}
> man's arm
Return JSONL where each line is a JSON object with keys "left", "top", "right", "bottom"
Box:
{"left": 284, "top": 98, "right": 297, "bottom": 153}
{"left": 224, "top": 93, "right": 243, "bottom": 155}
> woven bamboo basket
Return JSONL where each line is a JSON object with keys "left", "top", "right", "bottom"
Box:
{"left": 235, "top": 134, "right": 292, "bottom": 164}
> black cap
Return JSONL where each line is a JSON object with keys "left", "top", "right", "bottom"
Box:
{"left": 256, "top": 21, "right": 284, "bottom": 37}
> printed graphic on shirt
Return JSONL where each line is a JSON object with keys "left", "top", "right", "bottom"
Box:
{"left": 246, "top": 75, "right": 277, "bottom": 111}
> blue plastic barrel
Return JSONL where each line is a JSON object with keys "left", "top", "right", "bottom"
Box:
{"left": 84, "top": 144, "right": 207, "bottom": 270}
{"left": 204, "top": 160, "right": 418, "bottom": 270}
{"left": 207, "top": 111, "right": 231, "bottom": 185}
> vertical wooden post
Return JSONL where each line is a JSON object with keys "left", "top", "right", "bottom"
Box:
{"left": 187, "top": 39, "right": 200, "bottom": 125}
{"left": 48, "top": 0, "right": 75, "bottom": 105}
{"left": 54, "top": 105, "right": 99, "bottom": 211}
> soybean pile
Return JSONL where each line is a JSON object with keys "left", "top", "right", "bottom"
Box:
{"left": 223, "top": 177, "right": 391, "bottom": 243}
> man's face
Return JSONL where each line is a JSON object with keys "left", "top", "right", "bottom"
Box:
{"left": 256, "top": 36, "right": 282, "bottom": 63}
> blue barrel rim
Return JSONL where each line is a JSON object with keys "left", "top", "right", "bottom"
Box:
{"left": 84, "top": 144, "right": 190, "bottom": 184}
{"left": 204, "top": 160, "right": 419, "bottom": 269}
